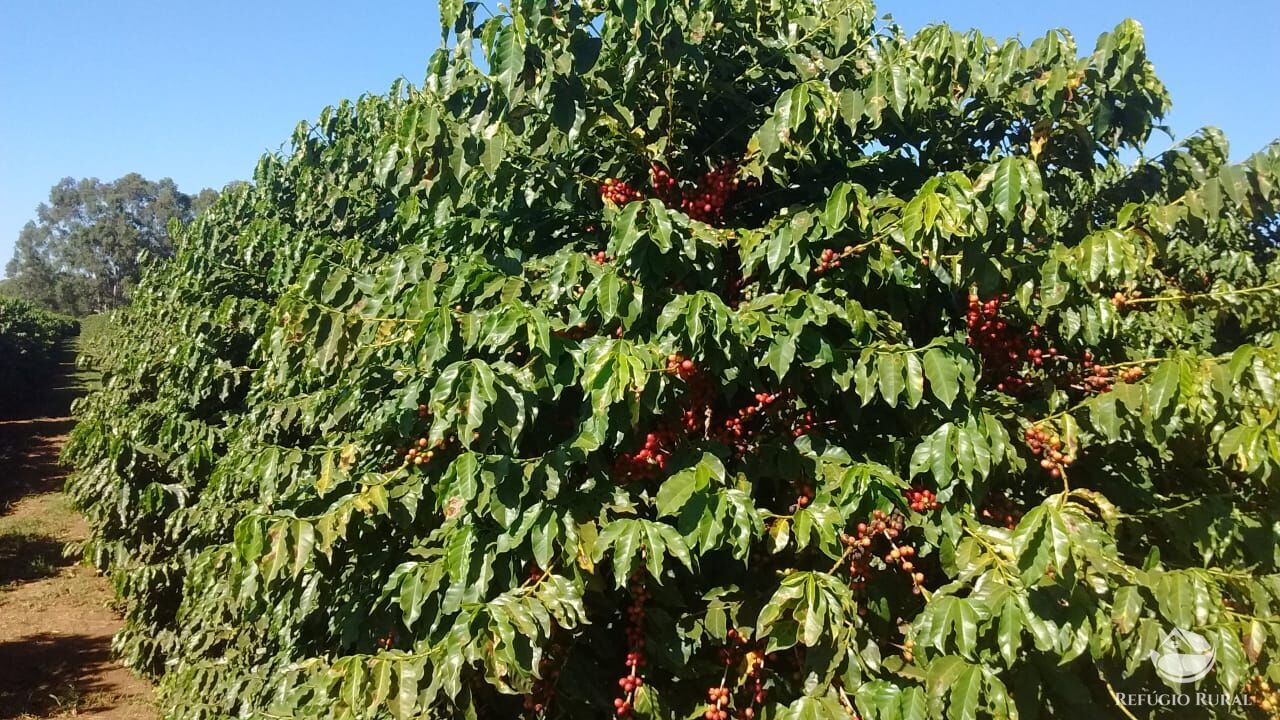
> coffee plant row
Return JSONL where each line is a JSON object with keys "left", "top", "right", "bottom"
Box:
{"left": 65, "top": 0, "right": 1280, "bottom": 718}
{"left": 0, "top": 297, "right": 76, "bottom": 407}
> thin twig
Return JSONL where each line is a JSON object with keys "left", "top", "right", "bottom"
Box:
{"left": 1099, "top": 670, "right": 1142, "bottom": 720}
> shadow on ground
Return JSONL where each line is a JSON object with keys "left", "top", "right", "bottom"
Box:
{"left": 0, "top": 344, "right": 84, "bottom": 515}
{"left": 0, "top": 418, "right": 76, "bottom": 516}
{"left": 0, "top": 633, "right": 122, "bottom": 718}
{"left": 0, "top": 531, "right": 71, "bottom": 584}
{"left": 0, "top": 345, "right": 85, "bottom": 422}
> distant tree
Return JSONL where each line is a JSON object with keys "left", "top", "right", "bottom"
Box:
{"left": 4, "top": 174, "right": 217, "bottom": 315}
{"left": 192, "top": 187, "right": 222, "bottom": 216}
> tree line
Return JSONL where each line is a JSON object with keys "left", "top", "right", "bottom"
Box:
{"left": 2, "top": 174, "right": 227, "bottom": 316}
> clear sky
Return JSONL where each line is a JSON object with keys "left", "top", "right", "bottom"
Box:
{"left": 2, "top": 1, "right": 1277, "bottom": 268}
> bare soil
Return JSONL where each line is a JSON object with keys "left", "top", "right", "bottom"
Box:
{"left": 0, "top": 352, "right": 155, "bottom": 719}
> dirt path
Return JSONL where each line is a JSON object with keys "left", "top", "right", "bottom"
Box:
{"left": 0, "top": 351, "right": 155, "bottom": 719}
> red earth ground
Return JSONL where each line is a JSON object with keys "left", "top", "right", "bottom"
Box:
{"left": 0, "top": 353, "right": 154, "bottom": 719}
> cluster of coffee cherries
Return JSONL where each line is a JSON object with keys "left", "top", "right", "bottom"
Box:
{"left": 600, "top": 177, "right": 645, "bottom": 206}
{"left": 790, "top": 409, "right": 817, "bottom": 438}
{"left": 900, "top": 635, "right": 916, "bottom": 664}
{"left": 614, "top": 355, "right": 826, "bottom": 481}
{"left": 706, "top": 629, "right": 766, "bottom": 720}
{"left": 709, "top": 387, "right": 820, "bottom": 455}
{"left": 720, "top": 391, "right": 783, "bottom": 439}
{"left": 881, "top": 541, "right": 923, "bottom": 593}
{"left": 613, "top": 427, "right": 678, "bottom": 481}
{"left": 1024, "top": 424, "right": 1074, "bottom": 478}
{"left": 966, "top": 293, "right": 1149, "bottom": 399}
{"left": 1021, "top": 344, "right": 1066, "bottom": 370}
{"left": 679, "top": 162, "right": 740, "bottom": 224}
{"left": 1073, "top": 353, "right": 1144, "bottom": 394}
{"left": 965, "top": 293, "right": 1066, "bottom": 395}
{"left": 667, "top": 354, "right": 715, "bottom": 434}
{"left": 713, "top": 391, "right": 800, "bottom": 455}
{"left": 721, "top": 397, "right": 820, "bottom": 450}
{"left": 613, "top": 573, "right": 650, "bottom": 718}
{"left": 613, "top": 355, "right": 711, "bottom": 481}
{"left": 1245, "top": 677, "right": 1277, "bottom": 717}
{"left": 649, "top": 163, "right": 682, "bottom": 205}
{"left": 1080, "top": 363, "right": 1114, "bottom": 393}
{"left": 700, "top": 680, "right": 763, "bottom": 720}
{"left": 376, "top": 629, "right": 396, "bottom": 650}
{"left": 979, "top": 491, "right": 1024, "bottom": 530}
{"left": 840, "top": 510, "right": 926, "bottom": 597}
{"left": 815, "top": 245, "right": 858, "bottom": 275}
{"left": 667, "top": 353, "right": 701, "bottom": 381}
{"left": 599, "top": 161, "right": 744, "bottom": 225}
{"left": 703, "top": 686, "right": 732, "bottom": 720}
{"left": 402, "top": 437, "right": 445, "bottom": 467}
{"left": 1076, "top": 351, "right": 1111, "bottom": 393}
{"left": 904, "top": 486, "right": 940, "bottom": 513}
{"left": 589, "top": 250, "right": 611, "bottom": 265}
{"left": 400, "top": 404, "right": 452, "bottom": 468}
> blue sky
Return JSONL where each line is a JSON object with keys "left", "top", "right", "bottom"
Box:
{"left": 2, "top": 1, "right": 1277, "bottom": 267}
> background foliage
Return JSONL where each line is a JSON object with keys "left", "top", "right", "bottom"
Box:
{"left": 5, "top": 174, "right": 219, "bottom": 315}
{"left": 66, "top": 0, "right": 1279, "bottom": 718}
{"left": 0, "top": 296, "right": 77, "bottom": 409}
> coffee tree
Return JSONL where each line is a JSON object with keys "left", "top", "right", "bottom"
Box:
{"left": 65, "top": 0, "right": 1280, "bottom": 718}
{"left": 0, "top": 297, "right": 77, "bottom": 406}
